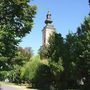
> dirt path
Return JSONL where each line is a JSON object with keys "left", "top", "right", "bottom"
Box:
{"left": 0, "top": 82, "right": 37, "bottom": 90}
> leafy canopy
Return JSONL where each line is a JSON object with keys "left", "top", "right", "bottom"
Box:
{"left": 0, "top": 0, "right": 36, "bottom": 57}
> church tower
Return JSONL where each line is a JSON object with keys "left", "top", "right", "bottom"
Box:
{"left": 42, "top": 11, "right": 56, "bottom": 46}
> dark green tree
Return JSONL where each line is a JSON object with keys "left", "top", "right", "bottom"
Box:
{"left": 63, "top": 16, "right": 90, "bottom": 89}
{"left": 39, "top": 45, "right": 48, "bottom": 59}
{"left": 0, "top": 0, "right": 36, "bottom": 57}
{"left": 39, "top": 32, "right": 64, "bottom": 62}
{"left": 39, "top": 32, "right": 64, "bottom": 89}
{"left": 47, "top": 32, "right": 64, "bottom": 62}
{"left": 60, "top": 32, "right": 78, "bottom": 89}
{"left": 0, "top": 0, "right": 36, "bottom": 81}
{"left": 74, "top": 16, "right": 90, "bottom": 89}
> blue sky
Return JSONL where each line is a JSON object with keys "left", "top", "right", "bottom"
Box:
{"left": 19, "top": 0, "right": 89, "bottom": 54}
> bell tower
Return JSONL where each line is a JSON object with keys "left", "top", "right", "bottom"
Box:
{"left": 42, "top": 11, "right": 56, "bottom": 46}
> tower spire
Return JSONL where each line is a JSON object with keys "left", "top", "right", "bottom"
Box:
{"left": 45, "top": 11, "right": 53, "bottom": 25}
{"left": 42, "top": 11, "right": 56, "bottom": 45}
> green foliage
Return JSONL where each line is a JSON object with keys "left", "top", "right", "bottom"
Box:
{"left": 0, "top": 56, "right": 11, "bottom": 80}
{"left": 39, "top": 32, "right": 64, "bottom": 62}
{"left": 32, "top": 62, "right": 52, "bottom": 89}
{"left": 0, "top": 0, "right": 36, "bottom": 57}
{"left": 48, "top": 32, "right": 64, "bottom": 62}
{"left": 0, "top": 0, "right": 37, "bottom": 37}
{"left": 49, "top": 58, "right": 64, "bottom": 89}
{"left": 8, "top": 65, "right": 21, "bottom": 83}
{"left": 7, "top": 47, "right": 33, "bottom": 83}
{"left": 17, "top": 47, "right": 33, "bottom": 61}
{"left": 63, "top": 16, "right": 90, "bottom": 89}
{"left": 39, "top": 16, "right": 90, "bottom": 89}
{"left": 0, "top": 28, "right": 19, "bottom": 57}
{"left": 0, "top": 0, "right": 36, "bottom": 82}
{"left": 0, "top": 71, "right": 7, "bottom": 80}
{"left": 74, "top": 16, "right": 90, "bottom": 89}
{"left": 39, "top": 46, "right": 48, "bottom": 59}
{"left": 0, "top": 47, "right": 33, "bottom": 82}
{"left": 20, "top": 55, "right": 41, "bottom": 82}
{"left": 21, "top": 56, "right": 51, "bottom": 89}
{"left": 49, "top": 58, "right": 64, "bottom": 77}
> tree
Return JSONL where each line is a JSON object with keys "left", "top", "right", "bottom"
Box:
{"left": 0, "top": 0, "right": 37, "bottom": 57}
{"left": 39, "top": 45, "right": 48, "bottom": 59}
{"left": 48, "top": 32, "right": 64, "bottom": 62}
{"left": 74, "top": 16, "right": 90, "bottom": 89}
{"left": 48, "top": 58, "right": 64, "bottom": 89}
{"left": 39, "top": 32, "right": 64, "bottom": 62}
{"left": 63, "top": 16, "right": 90, "bottom": 89}
{"left": 17, "top": 47, "right": 33, "bottom": 61}
{"left": 39, "top": 32, "right": 65, "bottom": 89}
{"left": 20, "top": 56, "right": 41, "bottom": 85}
{"left": 61, "top": 33, "right": 78, "bottom": 89}
{"left": 0, "top": 0, "right": 36, "bottom": 81}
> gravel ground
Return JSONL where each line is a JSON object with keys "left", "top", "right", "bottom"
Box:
{"left": 0, "top": 83, "right": 38, "bottom": 90}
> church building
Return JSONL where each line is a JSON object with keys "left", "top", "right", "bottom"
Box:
{"left": 42, "top": 11, "right": 56, "bottom": 46}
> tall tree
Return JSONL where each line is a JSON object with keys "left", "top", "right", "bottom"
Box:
{"left": 62, "top": 33, "right": 77, "bottom": 89}
{"left": 64, "top": 16, "right": 90, "bottom": 89}
{"left": 0, "top": 0, "right": 36, "bottom": 81}
{"left": 39, "top": 32, "right": 64, "bottom": 62}
{"left": 0, "top": 0, "right": 37, "bottom": 57}
{"left": 39, "top": 32, "right": 64, "bottom": 89}
{"left": 47, "top": 32, "right": 64, "bottom": 62}
{"left": 74, "top": 16, "right": 90, "bottom": 89}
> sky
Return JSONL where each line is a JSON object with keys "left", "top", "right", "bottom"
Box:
{"left": 19, "top": 0, "right": 89, "bottom": 54}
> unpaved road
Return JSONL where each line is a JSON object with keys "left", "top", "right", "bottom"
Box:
{"left": 0, "top": 84, "right": 37, "bottom": 90}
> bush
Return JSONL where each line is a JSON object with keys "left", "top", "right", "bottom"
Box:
{"left": 20, "top": 55, "right": 41, "bottom": 83}
{"left": 20, "top": 56, "right": 53, "bottom": 89}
